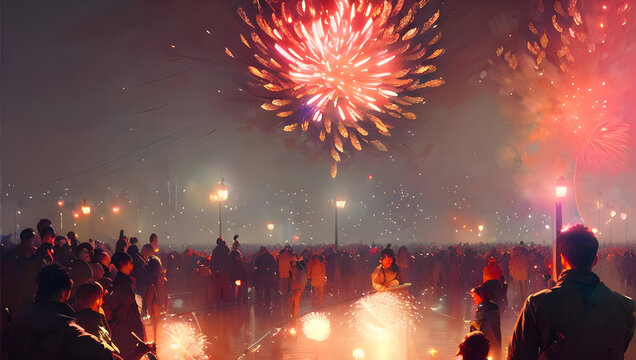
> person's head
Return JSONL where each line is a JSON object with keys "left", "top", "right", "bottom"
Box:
{"left": 20, "top": 228, "right": 36, "bottom": 246}
{"left": 115, "top": 238, "right": 128, "bottom": 253}
{"left": 216, "top": 237, "right": 225, "bottom": 246}
{"left": 129, "top": 236, "right": 138, "bottom": 245}
{"left": 39, "top": 226, "right": 56, "bottom": 245}
{"left": 75, "top": 282, "right": 104, "bottom": 312}
{"left": 233, "top": 234, "right": 239, "bottom": 241}
{"left": 36, "top": 219, "right": 52, "bottom": 234}
{"left": 66, "top": 231, "right": 79, "bottom": 247}
{"left": 141, "top": 243, "right": 154, "bottom": 259}
{"left": 149, "top": 233, "right": 158, "bottom": 250}
{"left": 35, "top": 264, "right": 73, "bottom": 303}
{"left": 75, "top": 242, "right": 94, "bottom": 263}
{"left": 380, "top": 248, "right": 396, "bottom": 269}
{"left": 54, "top": 235, "right": 68, "bottom": 248}
{"left": 91, "top": 249, "right": 111, "bottom": 267}
{"left": 111, "top": 252, "right": 133, "bottom": 275}
{"left": 457, "top": 331, "right": 490, "bottom": 360}
{"left": 470, "top": 285, "right": 488, "bottom": 306}
{"left": 558, "top": 224, "right": 599, "bottom": 271}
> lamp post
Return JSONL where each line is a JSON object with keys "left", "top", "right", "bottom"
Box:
{"left": 554, "top": 176, "right": 567, "bottom": 280}
{"left": 334, "top": 200, "right": 346, "bottom": 249}
{"left": 609, "top": 210, "right": 617, "bottom": 243}
{"left": 57, "top": 200, "right": 64, "bottom": 231}
{"left": 210, "top": 178, "right": 228, "bottom": 238}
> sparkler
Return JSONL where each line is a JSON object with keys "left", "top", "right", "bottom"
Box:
{"left": 228, "top": 0, "right": 445, "bottom": 177}
{"left": 157, "top": 321, "right": 209, "bottom": 360}
{"left": 301, "top": 312, "right": 331, "bottom": 341}
{"left": 352, "top": 291, "right": 418, "bottom": 340}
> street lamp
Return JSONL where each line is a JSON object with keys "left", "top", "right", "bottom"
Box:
{"left": 57, "top": 200, "right": 64, "bottom": 230}
{"left": 610, "top": 210, "right": 617, "bottom": 243}
{"left": 335, "top": 199, "right": 346, "bottom": 249}
{"left": 267, "top": 222, "right": 275, "bottom": 231}
{"left": 112, "top": 206, "right": 121, "bottom": 214}
{"left": 81, "top": 198, "right": 91, "bottom": 215}
{"left": 210, "top": 178, "right": 229, "bottom": 238}
{"left": 554, "top": 176, "right": 567, "bottom": 280}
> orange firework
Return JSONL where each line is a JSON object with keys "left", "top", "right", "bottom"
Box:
{"left": 228, "top": 0, "right": 444, "bottom": 177}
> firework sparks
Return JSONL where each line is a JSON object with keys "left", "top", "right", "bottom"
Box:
{"left": 157, "top": 321, "right": 209, "bottom": 360}
{"left": 301, "top": 312, "right": 331, "bottom": 342}
{"left": 352, "top": 291, "right": 417, "bottom": 339}
{"left": 229, "top": 0, "right": 444, "bottom": 177}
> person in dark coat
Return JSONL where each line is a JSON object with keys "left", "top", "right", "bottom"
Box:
{"left": 74, "top": 282, "right": 119, "bottom": 354}
{"left": 470, "top": 285, "right": 501, "bottom": 360}
{"left": 3, "top": 264, "right": 119, "bottom": 360}
{"left": 254, "top": 247, "right": 276, "bottom": 303}
{"left": 105, "top": 252, "right": 147, "bottom": 360}
{"left": 211, "top": 238, "right": 232, "bottom": 306}
{"left": 508, "top": 225, "right": 635, "bottom": 360}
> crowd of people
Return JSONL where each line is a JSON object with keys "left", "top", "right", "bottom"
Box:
{"left": 1, "top": 218, "right": 635, "bottom": 359}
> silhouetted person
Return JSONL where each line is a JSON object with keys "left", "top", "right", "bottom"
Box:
{"left": 508, "top": 225, "right": 635, "bottom": 359}
{"left": 3, "top": 264, "right": 118, "bottom": 359}
{"left": 470, "top": 285, "right": 501, "bottom": 360}
{"left": 457, "top": 331, "right": 490, "bottom": 360}
{"left": 254, "top": 247, "right": 276, "bottom": 303}
{"left": 39, "top": 226, "right": 56, "bottom": 246}
{"left": 106, "top": 252, "right": 146, "bottom": 360}
{"left": 74, "top": 282, "right": 119, "bottom": 354}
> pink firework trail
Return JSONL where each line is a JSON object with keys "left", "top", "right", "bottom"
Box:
{"left": 227, "top": 0, "right": 445, "bottom": 177}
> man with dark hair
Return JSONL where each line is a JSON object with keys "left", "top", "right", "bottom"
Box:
{"left": 67, "top": 231, "right": 79, "bottom": 249}
{"left": 106, "top": 252, "right": 149, "bottom": 360}
{"left": 75, "top": 282, "right": 119, "bottom": 354}
{"left": 39, "top": 226, "right": 56, "bottom": 245}
{"left": 149, "top": 233, "right": 158, "bottom": 253}
{"left": 36, "top": 219, "right": 52, "bottom": 236}
{"left": 508, "top": 224, "right": 635, "bottom": 359}
{"left": 3, "top": 265, "right": 118, "bottom": 359}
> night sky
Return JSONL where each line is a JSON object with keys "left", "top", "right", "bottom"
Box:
{"left": 2, "top": 0, "right": 634, "bottom": 248}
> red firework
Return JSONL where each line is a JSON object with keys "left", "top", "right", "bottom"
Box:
{"left": 227, "top": 0, "right": 444, "bottom": 177}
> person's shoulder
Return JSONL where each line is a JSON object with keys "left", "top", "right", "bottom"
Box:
{"left": 603, "top": 284, "right": 635, "bottom": 312}
{"left": 524, "top": 287, "right": 555, "bottom": 308}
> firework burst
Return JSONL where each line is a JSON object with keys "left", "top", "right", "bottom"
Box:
{"left": 227, "top": 0, "right": 444, "bottom": 177}
{"left": 301, "top": 312, "right": 331, "bottom": 341}
{"left": 157, "top": 321, "right": 209, "bottom": 360}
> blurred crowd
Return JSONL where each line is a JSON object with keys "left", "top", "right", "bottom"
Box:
{"left": 1, "top": 218, "right": 635, "bottom": 359}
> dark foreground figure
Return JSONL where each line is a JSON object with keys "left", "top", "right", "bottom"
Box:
{"left": 508, "top": 225, "right": 635, "bottom": 360}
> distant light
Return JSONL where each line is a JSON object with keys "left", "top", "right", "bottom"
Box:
{"left": 478, "top": 225, "right": 484, "bottom": 232}
{"left": 368, "top": 174, "right": 373, "bottom": 180}
{"left": 73, "top": 212, "right": 80, "bottom": 219}
{"left": 289, "top": 328, "right": 297, "bottom": 336}
{"left": 621, "top": 213, "right": 627, "bottom": 221}
{"left": 602, "top": 4, "right": 607, "bottom": 10}
{"left": 293, "top": 235, "right": 300, "bottom": 242}
{"left": 545, "top": 224, "right": 551, "bottom": 230}
{"left": 556, "top": 176, "right": 568, "bottom": 198}
{"left": 611, "top": 210, "right": 617, "bottom": 218}
{"left": 267, "top": 222, "right": 275, "bottom": 230}
{"left": 592, "top": 228, "right": 599, "bottom": 234}
{"left": 235, "top": 280, "right": 242, "bottom": 286}
{"left": 336, "top": 200, "right": 346, "bottom": 208}
{"left": 81, "top": 205, "right": 91, "bottom": 215}
{"left": 352, "top": 348, "right": 365, "bottom": 359}
{"left": 428, "top": 348, "right": 438, "bottom": 357}
{"left": 112, "top": 206, "right": 121, "bottom": 214}
{"left": 57, "top": 200, "right": 64, "bottom": 207}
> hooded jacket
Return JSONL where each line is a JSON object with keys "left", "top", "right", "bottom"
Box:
{"left": 3, "top": 301, "right": 116, "bottom": 360}
{"left": 508, "top": 269, "right": 635, "bottom": 360}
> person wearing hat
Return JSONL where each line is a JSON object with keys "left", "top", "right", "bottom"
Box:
{"left": 470, "top": 285, "right": 501, "bottom": 360}
{"left": 457, "top": 331, "right": 490, "bottom": 360}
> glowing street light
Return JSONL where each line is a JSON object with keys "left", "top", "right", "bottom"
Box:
{"left": 335, "top": 199, "right": 346, "bottom": 249}
{"left": 81, "top": 198, "right": 91, "bottom": 215}
{"left": 211, "top": 178, "right": 229, "bottom": 238}
{"left": 57, "top": 200, "right": 64, "bottom": 207}
{"left": 266, "top": 222, "right": 275, "bottom": 231}
{"left": 554, "top": 176, "right": 567, "bottom": 280}
{"left": 478, "top": 225, "right": 484, "bottom": 232}
{"left": 112, "top": 206, "right": 121, "bottom": 214}
{"left": 611, "top": 210, "right": 617, "bottom": 218}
